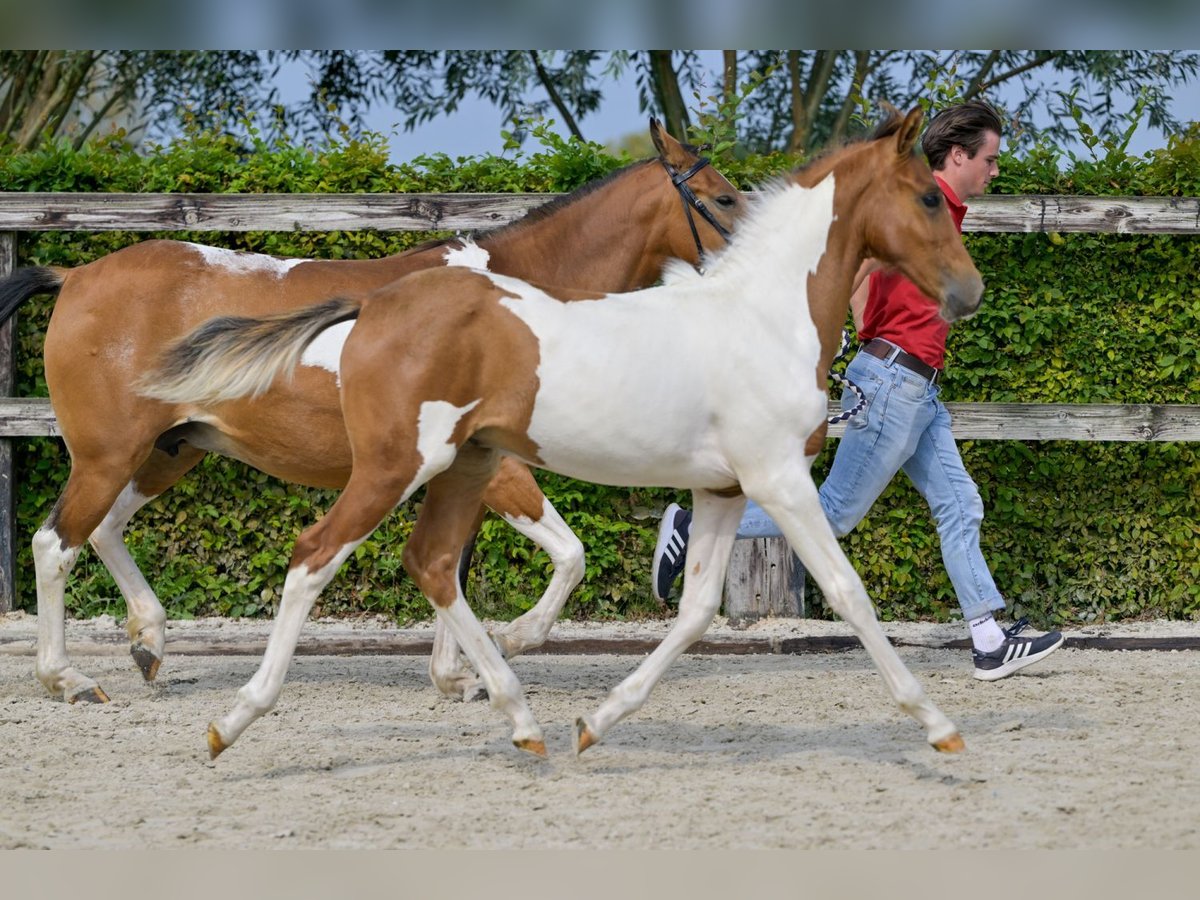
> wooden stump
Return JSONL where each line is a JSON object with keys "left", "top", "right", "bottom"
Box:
{"left": 722, "top": 536, "right": 805, "bottom": 624}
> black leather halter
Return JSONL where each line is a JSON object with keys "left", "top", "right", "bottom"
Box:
{"left": 660, "top": 157, "right": 733, "bottom": 274}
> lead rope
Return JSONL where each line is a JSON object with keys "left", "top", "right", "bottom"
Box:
{"left": 827, "top": 330, "right": 867, "bottom": 425}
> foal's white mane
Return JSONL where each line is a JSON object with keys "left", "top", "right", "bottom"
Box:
{"left": 660, "top": 173, "right": 836, "bottom": 290}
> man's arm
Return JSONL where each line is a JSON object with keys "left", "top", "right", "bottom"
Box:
{"left": 849, "top": 259, "right": 878, "bottom": 333}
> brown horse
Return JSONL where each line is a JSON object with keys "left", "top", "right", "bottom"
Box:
{"left": 0, "top": 121, "right": 744, "bottom": 706}
{"left": 144, "top": 106, "right": 982, "bottom": 759}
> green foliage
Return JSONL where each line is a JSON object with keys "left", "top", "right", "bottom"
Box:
{"left": 3, "top": 125, "right": 1198, "bottom": 627}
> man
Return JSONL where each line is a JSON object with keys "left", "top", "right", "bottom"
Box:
{"left": 652, "top": 100, "right": 1063, "bottom": 681}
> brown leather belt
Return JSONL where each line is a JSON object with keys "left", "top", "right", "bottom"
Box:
{"left": 860, "top": 338, "right": 942, "bottom": 385}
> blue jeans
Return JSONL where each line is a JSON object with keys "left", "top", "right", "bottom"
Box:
{"left": 739, "top": 348, "right": 1006, "bottom": 622}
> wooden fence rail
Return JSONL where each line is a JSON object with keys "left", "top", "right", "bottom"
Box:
{"left": 1, "top": 191, "right": 1197, "bottom": 615}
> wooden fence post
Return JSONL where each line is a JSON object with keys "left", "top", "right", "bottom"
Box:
{"left": 723, "top": 537, "right": 805, "bottom": 624}
{"left": 0, "top": 232, "right": 15, "bottom": 612}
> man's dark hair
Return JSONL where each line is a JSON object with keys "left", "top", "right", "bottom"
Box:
{"left": 921, "top": 100, "right": 1003, "bottom": 170}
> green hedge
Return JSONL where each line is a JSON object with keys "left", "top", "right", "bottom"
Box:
{"left": 2, "top": 125, "right": 1197, "bottom": 626}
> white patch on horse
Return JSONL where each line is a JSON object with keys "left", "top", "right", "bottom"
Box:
{"left": 186, "top": 243, "right": 307, "bottom": 277}
{"left": 300, "top": 320, "right": 355, "bottom": 384}
{"left": 491, "top": 176, "right": 837, "bottom": 490}
{"left": 443, "top": 238, "right": 491, "bottom": 270}
{"left": 403, "top": 399, "right": 482, "bottom": 500}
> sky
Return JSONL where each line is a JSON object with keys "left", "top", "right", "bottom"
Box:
{"left": 4, "top": 2, "right": 1199, "bottom": 161}
{"left": 272, "top": 52, "right": 1200, "bottom": 166}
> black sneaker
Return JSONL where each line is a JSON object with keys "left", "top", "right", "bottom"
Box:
{"left": 972, "top": 617, "right": 1064, "bottom": 681}
{"left": 652, "top": 503, "right": 692, "bottom": 602}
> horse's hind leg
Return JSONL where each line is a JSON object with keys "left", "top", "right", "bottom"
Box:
{"left": 576, "top": 490, "right": 745, "bottom": 754}
{"left": 205, "top": 464, "right": 413, "bottom": 757}
{"left": 428, "top": 502, "right": 489, "bottom": 701}
{"left": 429, "top": 458, "right": 586, "bottom": 701}
{"left": 483, "top": 459, "right": 585, "bottom": 659}
{"left": 87, "top": 445, "right": 207, "bottom": 682}
{"left": 34, "top": 460, "right": 150, "bottom": 703}
{"left": 405, "top": 449, "right": 545, "bottom": 757}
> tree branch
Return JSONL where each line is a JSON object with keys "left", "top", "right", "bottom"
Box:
{"left": 829, "top": 51, "right": 873, "bottom": 145}
{"left": 648, "top": 50, "right": 690, "bottom": 139}
{"left": 529, "top": 51, "right": 583, "bottom": 140}
{"left": 964, "top": 50, "right": 1001, "bottom": 97}
{"left": 803, "top": 50, "right": 837, "bottom": 126}
{"left": 976, "top": 51, "right": 1063, "bottom": 95}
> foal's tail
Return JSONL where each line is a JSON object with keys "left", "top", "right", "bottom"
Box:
{"left": 138, "top": 297, "right": 363, "bottom": 405}
{"left": 0, "top": 267, "right": 65, "bottom": 324}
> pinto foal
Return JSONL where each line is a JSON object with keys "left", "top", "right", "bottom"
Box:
{"left": 0, "top": 121, "right": 743, "bottom": 707}
{"left": 145, "top": 107, "right": 981, "bottom": 759}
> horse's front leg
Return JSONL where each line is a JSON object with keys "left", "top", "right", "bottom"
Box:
{"left": 752, "top": 475, "right": 962, "bottom": 752}
{"left": 575, "top": 490, "right": 745, "bottom": 754}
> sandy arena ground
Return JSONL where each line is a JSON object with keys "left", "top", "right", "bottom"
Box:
{"left": 1, "top": 613, "right": 1197, "bottom": 850}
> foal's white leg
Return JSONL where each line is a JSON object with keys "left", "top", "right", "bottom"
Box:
{"left": 576, "top": 491, "right": 745, "bottom": 753}
{"left": 491, "top": 501, "right": 586, "bottom": 656}
{"left": 206, "top": 542, "right": 361, "bottom": 758}
{"left": 428, "top": 619, "right": 482, "bottom": 700}
{"left": 429, "top": 499, "right": 585, "bottom": 702}
{"left": 87, "top": 483, "right": 167, "bottom": 681}
{"left": 435, "top": 594, "right": 546, "bottom": 756}
{"left": 33, "top": 526, "right": 107, "bottom": 702}
{"left": 752, "top": 476, "right": 962, "bottom": 751}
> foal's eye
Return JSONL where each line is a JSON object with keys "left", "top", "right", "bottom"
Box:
{"left": 715, "top": 195, "right": 737, "bottom": 208}
{"left": 921, "top": 191, "right": 942, "bottom": 209}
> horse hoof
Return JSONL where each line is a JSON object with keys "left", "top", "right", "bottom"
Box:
{"left": 574, "top": 718, "right": 599, "bottom": 755}
{"left": 131, "top": 646, "right": 161, "bottom": 682}
{"left": 67, "top": 686, "right": 110, "bottom": 704}
{"left": 207, "top": 724, "right": 229, "bottom": 760}
{"left": 514, "top": 737, "right": 547, "bottom": 758}
{"left": 932, "top": 732, "right": 966, "bottom": 753}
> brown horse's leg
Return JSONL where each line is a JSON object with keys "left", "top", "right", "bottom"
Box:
{"left": 85, "top": 446, "right": 207, "bottom": 682}
{"left": 404, "top": 448, "right": 545, "bottom": 757}
{"left": 481, "top": 458, "right": 584, "bottom": 658}
{"left": 34, "top": 452, "right": 156, "bottom": 703}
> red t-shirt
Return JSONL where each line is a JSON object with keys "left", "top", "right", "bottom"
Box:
{"left": 857, "top": 176, "right": 967, "bottom": 369}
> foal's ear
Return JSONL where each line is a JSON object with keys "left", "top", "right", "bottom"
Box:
{"left": 896, "top": 106, "right": 925, "bottom": 158}
{"left": 650, "top": 117, "right": 690, "bottom": 167}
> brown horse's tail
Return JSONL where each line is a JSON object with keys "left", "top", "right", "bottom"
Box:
{"left": 0, "top": 267, "right": 65, "bottom": 324}
{"left": 138, "top": 297, "right": 363, "bottom": 405}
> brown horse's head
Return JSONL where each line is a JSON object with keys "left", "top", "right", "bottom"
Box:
{"left": 862, "top": 106, "right": 983, "bottom": 322}
{"left": 648, "top": 118, "right": 746, "bottom": 263}
{"left": 822, "top": 106, "right": 985, "bottom": 323}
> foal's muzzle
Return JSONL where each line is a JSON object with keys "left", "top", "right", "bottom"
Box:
{"left": 941, "top": 273, "right": 985, "bottom": 323}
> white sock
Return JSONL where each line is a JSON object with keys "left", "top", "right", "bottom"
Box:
{"left": 969, "top": 614, "right": 1006, "bottom": 653}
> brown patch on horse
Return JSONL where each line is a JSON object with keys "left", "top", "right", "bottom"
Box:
{"left": 804, "top": 421, "right": 829, "bottom": 457}
{"left": 482, "top": 457, "right": 555, "bottom": 520}
{"left": 343, "top": 268, "right": 549, "bottom": 467}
